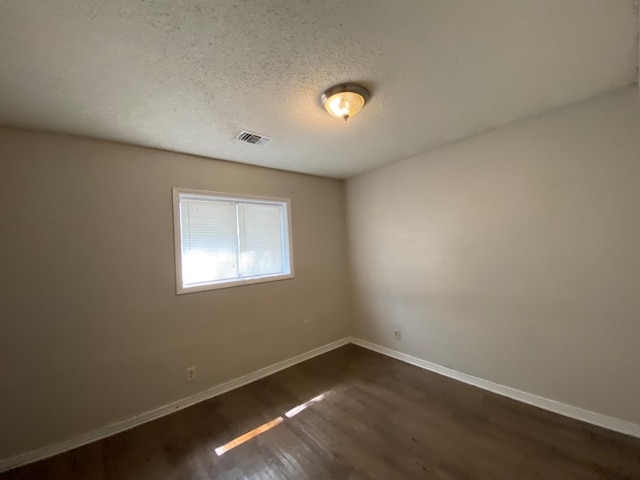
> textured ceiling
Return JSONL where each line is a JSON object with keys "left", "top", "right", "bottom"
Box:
{"left": 0, "top": 1, "right": 638, "bottom": 178}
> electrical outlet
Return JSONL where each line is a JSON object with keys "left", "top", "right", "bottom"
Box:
{"left": 394, "top": 329, "right": 402, "bottom": 341}
{"left": 186, "top": 366, "right": 196, "bottom": 382}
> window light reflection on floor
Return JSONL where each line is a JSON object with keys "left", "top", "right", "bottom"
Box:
{"left": 214, "top": 417, "right": 284, "bottom": 456}
{"left": 215, "top": 390, "right": 334, "bottom": 456}
{"left": 284, "top": 392, "right": 331, "bottom": 418}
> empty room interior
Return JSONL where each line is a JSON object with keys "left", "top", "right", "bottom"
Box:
{"left": 1, "top": 1, "right": 640, "bottom": 479}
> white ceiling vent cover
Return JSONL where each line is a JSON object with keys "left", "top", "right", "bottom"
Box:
{"left": 235, "top": 130, "right": 272, "bottom": 146}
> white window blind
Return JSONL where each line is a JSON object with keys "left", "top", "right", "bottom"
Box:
{"left": 173, "top": 189, "right": 293, "bottom": 293}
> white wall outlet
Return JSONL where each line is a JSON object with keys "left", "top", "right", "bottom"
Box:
{"left": 186, "top": 366, "right": 197, "bottom": 382}
{"left": 394, "top": 329, "right": 402, "bottom": 341}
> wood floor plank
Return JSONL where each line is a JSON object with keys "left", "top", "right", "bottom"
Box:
{"left": 2, "top": 345, "right": 639, "bottom": 479}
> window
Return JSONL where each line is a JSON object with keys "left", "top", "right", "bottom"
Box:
{"left": 173, "top": 188, "right": 294, "bottom": 293}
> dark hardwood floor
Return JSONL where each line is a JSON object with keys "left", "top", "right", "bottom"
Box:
{"left": 3, "top": 344, "right": 640, "bottom": 479}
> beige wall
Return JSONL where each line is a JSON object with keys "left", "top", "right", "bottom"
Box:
{"left": 347, "top": 86, "right": 640, "bottom": 424}
{"left": 0, "top": 129, "right": 351, "bottom": 458}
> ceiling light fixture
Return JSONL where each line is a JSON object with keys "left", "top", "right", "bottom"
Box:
{"left": 321, "top": 83, "right": 370, "bottom": 121}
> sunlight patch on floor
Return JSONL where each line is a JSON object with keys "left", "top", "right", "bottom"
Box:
{"left": 215, "top": 390, "right": 334, "bottom": 456}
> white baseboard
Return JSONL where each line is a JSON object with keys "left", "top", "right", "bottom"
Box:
{"left": 351, "top": 337, "right": 640, "bottom": 439}
{"left": 0, "top": 337, "right": 351, "bottom": 474}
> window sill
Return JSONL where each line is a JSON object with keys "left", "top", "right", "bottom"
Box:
{"left": 176, "top": 273, "right": 295, "bottom": 295}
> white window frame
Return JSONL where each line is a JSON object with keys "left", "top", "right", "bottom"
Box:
{"left": 172, "top": 187, "right": 294, "bottom": 294}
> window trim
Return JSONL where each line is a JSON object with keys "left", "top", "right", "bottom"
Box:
{"left": 172, "top": 187, "right": 295, "bottom": 294}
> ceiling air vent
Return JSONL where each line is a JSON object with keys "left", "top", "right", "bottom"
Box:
{"left": 235, "top": 130, "right": 271, "bottom": 146}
